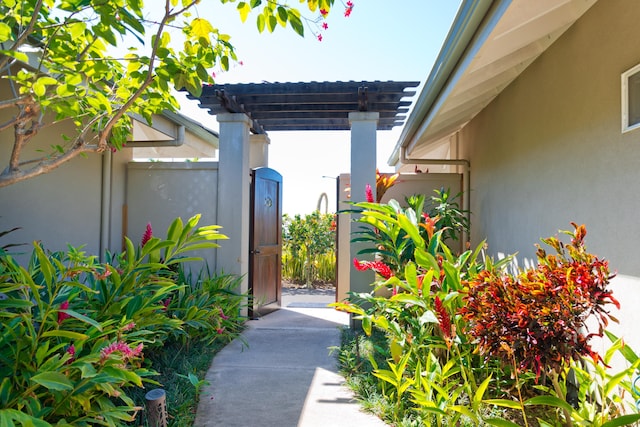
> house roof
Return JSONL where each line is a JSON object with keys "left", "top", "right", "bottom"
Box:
{"left": 190, "top": 81, "right": 420, "bottom": 134}
{"left": 389, "top": 0, "right": 597, "bottom": 167}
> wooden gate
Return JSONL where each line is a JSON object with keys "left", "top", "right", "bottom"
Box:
{"left": 249, "top": 167, "right": 282, "bottom": 315}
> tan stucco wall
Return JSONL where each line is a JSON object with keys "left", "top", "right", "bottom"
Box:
{"left": 462, "top": 0, "right": 640, "bottom": 276}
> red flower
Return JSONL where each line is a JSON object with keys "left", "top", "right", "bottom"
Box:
{"left": 365, "top": 184, "right": 374, "bottom": 203}
{"left": 141, "top": 223, "right": 153, "bottom": 247}
{"left": 320, "top": 8, "right": 328, "bottom": 16}
{"left": 58, "top": 301, "right": 70, "bottom": 324}
{"left": 66, "top": 344, "right": 76, "bottom": 364}
{"left": 317, "top": 33, "right": 323, "bottom": 42}
{"left": 322, "top": 22, "right": 328, "bottom": 30}
{"left": 344, "top": 1, "right": 354, "bottom": 17}
{"left": 219, "top": 309, "right": 229, "bottom": 320}
{"left": 353, "top": 258, "right": 393, "bottom": 279}
{"left": 435, "top": 296, "right": 453, "bottom": 348}
{"left": 162, "top": 298, "right": 171, "bottom": 311}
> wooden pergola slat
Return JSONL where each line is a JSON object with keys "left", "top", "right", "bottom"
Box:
{"left": 190, "top": 81, "right": 420, "bottom": 133}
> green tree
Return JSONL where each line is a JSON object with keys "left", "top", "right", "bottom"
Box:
{"left": 282, "top": 211, "right": 336, "bottom": 286}
{"left": 0, "top": 0, "right": 349, "bottom": 187}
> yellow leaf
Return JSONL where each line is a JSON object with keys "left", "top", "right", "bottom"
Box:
{"left": 237, "top": 2, "right": 251, "bottom": 23}
{"left": 191, "top": 18, "right": 214, "bottom": 39}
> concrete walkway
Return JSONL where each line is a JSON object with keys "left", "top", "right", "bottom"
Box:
{"left": 193, "top": 289, "right": 388, "bottom": 427}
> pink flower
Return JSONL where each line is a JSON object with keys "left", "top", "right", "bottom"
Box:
{"left": 365, "top": 184, "right": 374, "bottom": 203}
{"left": 322, "top": 22, "right": 328, "bottom": 30}
{"left": 162, "top": 298, "right": 171, "bottom": 311}
{"left": 58, "top": 301, "right": 70, "bottom": 324}
{"left": 94, "top": 268, "right": 111, "bottom": 280}
{"left": 122, "top": 322, "right": 136, "bottom": 331}
{"left": 141, "top": 223, "right": 153, "bottom": 247}
{"left": 320, "top": 8, "right": 328, "bottom": 16}
{"left": 353, "top": 258, "right": 393, "bottom": 279}
{"left": 66, "top": 344, "right": 76, "bottom": 364}
{"left": 317, "top": 33, "right": 323, "bottom": 42}
{"left": 217, "top": 327, "right": 225, "bottom": 334}
{"left": 219, "top": 309, "right": 229, "bottom": 320}
{"left": 100, "top": 341, "right": 144, "bottom": 363}
{"left": 344, "top": 1, "right": 354, "bottom": 17}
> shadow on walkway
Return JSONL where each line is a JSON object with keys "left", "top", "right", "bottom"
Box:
{"left": 193, "top": 289, "right": 388, "bottom": 427}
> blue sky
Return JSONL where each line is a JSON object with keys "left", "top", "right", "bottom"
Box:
{"left": 176, "top": 1, "right": 462, "bottom": 215}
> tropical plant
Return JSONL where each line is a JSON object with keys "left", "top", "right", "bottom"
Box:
{"left": 282, "top": 211, "right": 336, "bottom": 286}
{"left": 0, "top": 0, "right": 352, "bottom": 187}
{"left": 334, "top": 196, "right": 640, "bottom": 427}
{"left": 0, "top": 214, "right": 242, "bottom": 425}
{"left": 425, "top": 187, "right": 470, "bottom": 244}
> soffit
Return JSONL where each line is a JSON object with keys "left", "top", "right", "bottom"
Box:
{"left": 403, "top": 0, "right": 597, "bottom": 158}
{"left": 190, "top": 81, "right": 420, "bottom": 134}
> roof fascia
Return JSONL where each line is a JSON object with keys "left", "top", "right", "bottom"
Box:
{"left": 388, "top": 0, "right": 511, "bottom": 166}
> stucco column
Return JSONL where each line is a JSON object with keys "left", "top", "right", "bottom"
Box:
{"left": 216, "top": 113, "right": 251, "bottom": 309}
{"left": 249, "top": 133, "right": 270, "bottom": 169}
{"left": 348, "top": 112, "right": 379, "bottom": 299}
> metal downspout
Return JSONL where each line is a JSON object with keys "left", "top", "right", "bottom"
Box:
{"left": 399, "top": 140, "right": 471, "bottom": 246}
{"left": 100, "top": 149, "right": 112, "bottom": 262}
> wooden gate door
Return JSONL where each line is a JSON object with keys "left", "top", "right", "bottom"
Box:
{"left": 250, "top": 167, "right": 282, "bottom": 315}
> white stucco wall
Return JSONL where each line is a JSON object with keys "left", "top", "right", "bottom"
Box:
{"left": 460, "top": 0, "right": 640, "bottom": 348}
{"left": 462, "top": 0, "right": 640, "bottom": 275}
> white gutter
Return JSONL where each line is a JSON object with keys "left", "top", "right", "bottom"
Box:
{"left": 389, "top": 0, "right": 510, "bottom": 165}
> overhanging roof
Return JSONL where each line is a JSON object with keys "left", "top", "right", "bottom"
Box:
{"left": 190, "top": 81, "right": 420, "bottom": 134}
{"left": 390, "top": 0, "right": 597, "bottom": 166}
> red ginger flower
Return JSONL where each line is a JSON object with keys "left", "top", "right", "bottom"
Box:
{"left": 435, "top": 296, "right": 454, "bottom": 348}
{"left": 58, "top": 301, "right": 70, "bottom": 324}
{"left": 353, "top": 258, "right": 393, "bottom": 279}
{"left": 141, "top": 222, "right": 153, "bottom": 247}
{"left": 365, "top": 184, "right": 374, "bottom": 203}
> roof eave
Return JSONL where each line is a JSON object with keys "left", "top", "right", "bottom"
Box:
{"left": 388, "top": 0, "right": 509, "bottom": 166}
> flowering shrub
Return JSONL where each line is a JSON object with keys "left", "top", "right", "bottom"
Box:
{"left": 460, "top": 223, "right": 619, "bottom": 381}
{"left": 0, "top": 215, "right": 243, "bottom": 425}
{"left": 335, "top": 196, "right": 640, "bottom": 427}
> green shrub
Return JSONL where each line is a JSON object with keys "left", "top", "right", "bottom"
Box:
{"left": 335, "top": 198, "right": 640, "bottom": 427}
{"left": 282, "top": 211, "right": 336, "bottom": 286}
{"left": 0, "top": 215, "right": 243, "bottom": 425}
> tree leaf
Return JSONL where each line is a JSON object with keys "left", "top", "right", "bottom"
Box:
{"left": 237, "top": 2, "right": 251, "bottom": 23}
{"left": 0, "top": 22, "right": 12, "bottom": 43}
{"left": 42, "top": 330, "right": 88, "bottom": 341}
{"left": 601, "top": 414, "right": 640, "bottom": 427}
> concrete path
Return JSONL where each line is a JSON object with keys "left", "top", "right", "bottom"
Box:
{"left": 193, "top": 289, "right": 388, "bottom": 427}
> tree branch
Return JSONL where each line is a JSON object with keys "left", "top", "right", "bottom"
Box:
{"left": 0, "top": 0, "right": 46, "bottom": 71}
{"left": 0, "top": 143, "right": 95, "bottom": 188}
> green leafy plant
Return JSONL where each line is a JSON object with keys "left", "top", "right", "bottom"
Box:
{"left": 0, "top": 214, "right": 240, "bottom": 425}
{"left": 335, "top": 195, "right": 640, "bottom": 427}
{"left": 282, "top": 211, "right": 336, "bottom": 286}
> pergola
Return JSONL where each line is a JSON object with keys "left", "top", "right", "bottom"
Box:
{"left": 190, "top": 81, "right": 419, "bottom": 301}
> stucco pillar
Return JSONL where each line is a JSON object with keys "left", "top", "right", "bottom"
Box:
{"left": 249, "top": 133, "right": 270, "bottom": 169}
{"left": 348, "top": 112, "right": 379, "bottom": 299}
{"left": 216, "top": 113, "right": 251, "bottom": 310}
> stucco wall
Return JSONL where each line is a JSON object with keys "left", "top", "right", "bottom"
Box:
{"left": 0, "top": 77, "right": 131, "bottom": 259}
{"left": 462, "top": 0, "right": 640, "bottom": 276}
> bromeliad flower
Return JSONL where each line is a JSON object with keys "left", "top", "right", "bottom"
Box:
{"left": 141, "top": 223, "right": 153, "bottom": 247}
{"left": 353, "top": 258, "right": 393, "bottom": 279}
